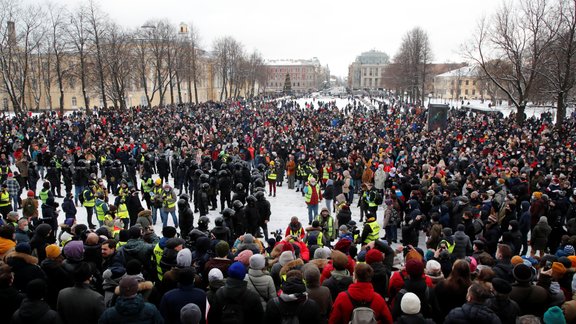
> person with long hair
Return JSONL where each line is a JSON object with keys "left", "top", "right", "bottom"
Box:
{"left": 433, "top": 259, "right": 472, "bottom": 319}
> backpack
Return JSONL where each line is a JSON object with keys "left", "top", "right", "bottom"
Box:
{"left": 346, "top": 291, "right": 377, "bottom": 324}
{"left": 472, "top": 218, "right": 484, "bottom": 235}
{"left": 220, "top": 290, "right": 247, "bottom": 324}
{"left": 23, "top": 199, "right": 35, "bottom": 216}
{"left": 389, "top": 207, "right": 399, "bottom": 224}
{"left": 273, "top": 297, "right": 304, "bottom": 324}
{"left": 374, "top": 191, "right": 383, "bottom": 205}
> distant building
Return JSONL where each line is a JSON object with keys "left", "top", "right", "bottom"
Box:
{"left": 264, "top": 58, "right": 328, "bottom": 94}
{"left": 347, "top": 50, "right": 390, "bottom": 90}
{"left": 433, "top": 65, "right": 503, "bottom": 101}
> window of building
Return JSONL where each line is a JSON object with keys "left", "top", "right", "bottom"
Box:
{"left": 465, "top": 80, "right": 469, "bottom": 86}
{"left": 2, "top": 98, "right": 8, "bottom": 111}
{"left": 141, "top": 96, "right": 147, "bottom": 106}
{"left": 465, "top": 89, "right": 469, "bottom": 95}
{"left": 472, "top": 89, "right": 476, "bottom": 96}
{"left": 72, "top": 97, "right": 77, "bottom": 108}
{"left": 473, "top": 80, "right": 476, "bottom": 86}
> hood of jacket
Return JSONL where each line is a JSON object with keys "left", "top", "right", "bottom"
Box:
{"left": 114, "top": 295, "right": 146, "bottom": 316}
{"left": 0, "top": 237, "right": 15, "bottom": 254}
{"left": 223, "top": 277, "right": 249, "bottom": 299}
{"left": 521, "top": 201, "right": 530, "bottom": 212}
{"left": 16, "top": 299, "right": 52, "bottom": 321}
{"left": 347, "top": 282, "right": 376, "bottom": 303}
{"left": 280, "top": 258, "right": 304, "bottom": 277}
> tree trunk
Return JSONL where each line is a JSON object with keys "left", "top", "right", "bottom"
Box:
{"left": 516, "top": 104, "right": 526, "bottom": 125}
{"left": 80, "top": 53, "right": 91, "bottom": 114}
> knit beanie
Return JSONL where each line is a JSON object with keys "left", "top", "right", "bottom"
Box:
{"left": 568, "top": 256, "right": 576, "bottom": 268}
{"left": 282, "top": 275, "right": 306, "bottom": 295}
{"left": 228, "top": 261, "right": 246, "bottom": 280}
{"left": 543, "top": 306, "right": 566, "bottom": 324}
{"left": 243, "top": 234, "right": 254, "bottom": 244}
{"left": 279, "top": 251, "right": 295, "bottom": 266}
{"left": 63, "top": 240, "right": 84, "bottom": 261}
{"left": 249, "top": 254, "right": 266, "bottom": 270}
{"left": 405, "top": 249, "right": 423, "bottom": 263}
{"left": 180, "top": 303, "right": 202, "bottom": 324}
{"left": 177, "top": 248, "right": 192, "bottom": 268}
{"left": 565, "top": 245, "right": 575, "bottom": 256}
{"left": 45, "top": 244, "right": 61, "bottom": 259}
{"left": 425, "top": 260, "right": 441, "bottom": 275}
{"left": 334, "top": 239, "right": 352, "bottom": 254}
{"left": 215, "top": 241, "right": 230, "bottom": 258}
{"left": 313, "top": 246, "right": 331, "bottom": 260}
{"left": 513, "top": 264, "right": 533, "bottom": 283}
{"left": 15, "top": 242, "right": 31, "bottom": 255}
{"left": 208, "top": 268, "right": 224, "bottom": 283}
{"left": 331, "top": 250, "right": 349, "bottom": 270}
{"left": 552, "top": 262, "right": 567, "bottom": 277}
{"left": 492, "top": 278, "right": 512, "bottom": 295}
{"left": 365, "top": 249, "right": 384, "bottom": 265}
{"left": 401, "top": 292, "right": 421, "bottom": 315}
{"left": 511, "top": 255, "right": 524, "bottom": 266}
{"left": 405, "top": 259, "right": 424, "bottom": 278}
{"left": 234, "top": 250, "right": 253, "bottom": 267}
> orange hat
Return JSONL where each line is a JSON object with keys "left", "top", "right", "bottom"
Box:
{"left": 511, "top": 255, "right": 524, "bottom": 266}
{"left": 405, "top": 249, "right": 423, "bottom": 263}
{"left": 568, "top": 256, "right": 576, "bottom": 269}
{"left": 552, "top": 262, "right": 567, "bottom": 277}
{"left": 533, "top": 191, "right": 542, "bottom": 199}
{"left": 45, "top": 244, "right": 61, "bottom": 259}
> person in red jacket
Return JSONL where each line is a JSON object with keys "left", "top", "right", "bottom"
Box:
{"left": 329, "top": 263, "right": 393, "bottom": 324}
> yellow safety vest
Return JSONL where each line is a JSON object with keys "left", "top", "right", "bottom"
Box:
{"left": 162, "top": 191, "right": 175, "bottom": 209}
{"left": 95, "top": 201, "right": 107, "bottom": 221}
{"left": 141, "top": 178, "right": 153, "bottom": 193}
{"left": 117, "top": 203, "right": 129, "bottom": 219}
{"left": 268, "top": 171, "right": 277, "bottom": 181}
{"left": 304, "top": 184, "right": 320, "bottom": 204}
{"left": 153, "top": 243, "right": 164, "bottom": 281}
{"left": 83, "top": 189, "right": 95, "bottom": 207}
{"left": 364, "top": 220, "right": 380, "bottom": 243}
{"left": 322, "top": 167, "right": 330, "bottom": 180}
{"left": 39, "top": 190, "right": 49, "bottom": 204}
{"left": 0, "top": 191, "right": 10, "bottom": 207}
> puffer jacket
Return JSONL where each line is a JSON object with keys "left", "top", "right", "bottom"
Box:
{"left": 99, "top": 295, "right": 164, "bottom": 324}
{"left": 444, "top": 302, "right": 502, "bottom": 324}
{"left": 246, "top": 268, "right": 276, "bottom": 309}
{"left": 452, "top": 230, "right": 472, "bottom": 259}
{"left": 11, "top": 298, "right": 62, "bottom": 324}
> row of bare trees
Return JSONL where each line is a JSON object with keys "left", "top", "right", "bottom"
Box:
{"left": 467, "top": 0, "right": 576, "bottom": 127}
{"left": 0, "top": 0, "right": 267, "bottom": 115}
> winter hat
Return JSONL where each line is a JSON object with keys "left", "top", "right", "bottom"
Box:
{"left": 166, "top": 238, "right": 186, "bottom": 250}
{"left": 279, "top": 251, "right": 295, "bottom": 266}
{"left": 565, "top": 245, "right": 575, "bottom": 256}
{"left": 27, "top": 190, "right": 35, "bottom": 197}
{"left": 180, "top": 303, "right": 202, "bottom": 324}
{"left": 234, "top": 250, "right": 253, "bottom": 266}
{"left": 228, "top": 261, "right": 246, "bottom": 280}
{"left": 513, "top": 264, "right": 533, "bottom": 283}
{"left": 26, "top": 279, "right": 47, "bottom": 300}
{"left": 401, "top": 292, "right": 421, "bottom": 315}
{"left": 334, "top": 239, "right": 352, "bottom": 254}
{"left": 177, "top": 248, "right": 192, "bottom": 268}
{"left": 539, "top": 216, "right": 548, "bottom": 223}
{"left": 119, "top": 276, "right": 139, "bottom": 298}
{"left": 492, "top": 278, "right": 512, "bottom": 294}
{"left": 45, "top": 244, "right": 61, "bottom": 259}
{"left": 425, "top": 260, "right": 442, "bottom": 275}
{"left": 559, "top": 257, "right": 572, "bottom": 269}
{"left": 63, "top": 240, "right": 84, "bottom": 261}
{"left": 281, "top": 242, "right": 295, "bottom": 253}
{"left": 243, "top": 234, "right": 254, "bottom": 244}
{"left": 533, "top": 191, "right": 543, "bottom": 199}
{"left": 466, "top": 256, "right": 478, "bottom": 273}
{"left": 215, "top": 241, "right": 230, "bottom": 257}
{"left": 282, "top": 275, "right": 307, "bottom": 295}
{"left": 543, "top": 306, "right": 566, "bottom": 324}
{"left": 208, "top": 268, "right": 224, "bottom": 283}
{"left": 552, "top": 262, "right": 567, "bottom": 277}
{"left": 313, "top": 246, "right": 331, "bottom": 260}
{"left": 249, "top": 254, "right": 266, "bottom": 270}
{"left": 331, "top": 250, "right": 349, "bottom": 270}
{"left": 365, "top": 249, "right": 384, "bottom": 265}
{"left": 511, "top": 255, "right": 524, "bottom": 266}
{"left": 15, "top": 242, "right": 31, "bottom": 255}
{"left": 357, "top": 250, "right": 366, "bottom": 262}
{"left": 405, "top": 259, "right": 425, "bottom": 278}
{"left": 405, "top": 249, "right": 423, "bottom": 263}
{"left": 567, "top": 256, "right": 576, "bottom": 268}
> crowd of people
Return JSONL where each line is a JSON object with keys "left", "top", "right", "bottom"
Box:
{"left": 0, "top": 95, "right": 575, "bottom": 324}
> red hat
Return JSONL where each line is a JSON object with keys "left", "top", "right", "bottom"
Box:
{"left": 281, "top": 242, "right": 295, "bottom": 253}
{"left": 334, "top": 239, "right": 352, "bottom": 254}
{"left": 405, "top": 259, "right": 425, "bottom": 278}
{"left": 365, "top": 249, "right": 384, "bottom": 265}
{"left": 7, "top": 173, "right": 13, "bottom": 177}
{"left": 27, "top": 190, "right": 35, "bottom": 197}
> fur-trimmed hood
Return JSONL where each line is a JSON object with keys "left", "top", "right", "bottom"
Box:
{"left": 4, "top": 251, "right": 38, "bottom": 265}
{"left": 280, "top": 258, "right": 304, "bottom": 277}
{"left": 308, "top": 258, "right": 330, "bottom": 271}
{"left": 114, "top": 280, "right": 154, "bottom": 295}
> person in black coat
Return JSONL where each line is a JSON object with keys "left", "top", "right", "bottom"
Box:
{"left": 5, "top": 243, "right": 47, "bottom": 292}
{"left": 265, "top": 271, "right": 321, "bottom": 324}
{"left": 178, "top": 197, "right": 194, "bottom": 240}
{"left": 218, "top": 168, "right": 233, "bottom": 212}
{"left": 40, "top": 246, "right": 73, "bottom": 309}
{"left": 255, "top": 192, "right": 271, "bottom": 240}
{"left": 444, "top": 283, "right": 501, "bottom": 323}
{"left": 126, "top": 188, "right": 144, "bottom": 227}
{"left": 245, "top": 196, "right": 260, "bottom": 236}
{"left": 61, "top": 193, "right": 77, "bottom": 221}
{"left": 483, "top": 215, "right": 501, "bottom": 257}
{"left": 0, "top": 263, "right": 24, "bottom": 324}
{"left": 41, "top": 197, "right": 59, "bottom": 242}
{"left": 11, "top": 279, "right": 62, "bottom": 324}
{"left": 157, "top": 155, "right": 170, "bottom": 183}
{"left": 29, "top": 224, "right": 53, "bottom": 263}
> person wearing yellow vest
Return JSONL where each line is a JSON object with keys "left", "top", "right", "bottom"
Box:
{"left": 161, "top": 184, "right": 178, "bottom": 228}
{"left": 361, "top": 215, "right": 380, "bottom": 246}
{"left": 303, "top": 178, "right": 322, "bottom": 225}
{"left": 316, "top": 207, "right": 336, "bottom": 244}
{"left": 94, "top": 192, "right": 109, "bottom": 227}
{"left": 285, "top": 216, "right": 306, "bottom": 240}
{"left": 321, "top": 162, "right": 331, "bottom": 186}
{"left": 0, "top": 184, "right": 12, "bottom": 219}
{"left": 39, "top": 181, "right": 54, "bottom": 205}
{"left": 267, "top": 161, "right": 277, "bottom": 197}
{"left": 150, "top": 178, "right": 163, "bottom": 225}
{"left": 152, "top": 226, "right": 178, "bottom": 282}
{"left": 140, "top": 173, "right": 153, "bottom": 209}
{"left": 83, "top": 185, "right": 96, "bottom": 229}
{"left": 115, "top": 194, "right": 130, "bottom": 230}
{"left": 304, "top": 220, "right": 325, "bottom": 248}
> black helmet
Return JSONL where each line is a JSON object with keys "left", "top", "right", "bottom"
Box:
{"left": 114, "top": 160, "right": 122, "bottom": 167}
{"left": 222, "top": 208, "right": 235, "bottom": 218}
{"left": 194, "top": 169, "right": 204, "bottom": 177}
{"left": 232, "top": 200, "right": 244, "bottom": 210}
{"left": 246, "top": 195, "right": 257, "bottom": 204}
{"left": 77, "top": 159, "right": 86, "bottom": 166}
{"left": 198, "top": 216, "right": 210, "bottom": 227}
{"left": 220, "top": 163, "right": 228, "bottom": 170}
{"left": 214, "top": 216, "right": 224, "bottom": 227}
{"left": 63, "top": 160, "right": 73, "bottom": 167}
{"left": 121, "top": 171, "right": 129, "bottom": 179}
{"left": 253, "top": 178, "right": 265, "bottom": 188}
{"left": 200, "top": 174, "right": 210, "bottom": 182}
{"left": 84, "top": 160, "right": 91, "bottom": 166}
{"left": 257, "top": 163, "right": 266, "bottom": 172}
{"left": 200, "top": 183, "right": 210, "bottom": 190}
{"left": 218, "top": 170, "right": 229, "bottom": 177}
{"left": 254, "top": 187, "right": 265, "bottom": 193}
{"left": 49, "top": 160, "right": 56, "bottom": 167}
{"left": 30, "top": 161, "right": 38, "bottom": 167}
{"left": 104, "top": 160, "right": 112, "bottom": 167}
{"left": 254, "top": 191, "right": 265, "bottom": 200}
{"left": 235, "top": 183, "right": 244, "bottom": 191}
{"left": 179, "top": 193, "right": 190, "bottom": 201}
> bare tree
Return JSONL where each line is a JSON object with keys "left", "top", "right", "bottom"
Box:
{"left": 213, "top": 36, "right": 244, "bottom": 101}
{"left": 539, "top": 0, "right": 576, "bottom": 127}
{"left": 467, "top": 0, "right": 557, "bottom": 124}
{"left": 47, "top": 3, "right": 70, "bottom": 115}
{"left": 101, "top": 23, "right": 134, "bottom": 109}
{"left": 86, "top": 0, "right": 109, "bottom": 108}
{"left": 68, "top": 4, "right": 92, "bottom": 113}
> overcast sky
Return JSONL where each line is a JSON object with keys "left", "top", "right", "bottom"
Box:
{"left": 34, "top": 0, "right": 504, "bottom": 77}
